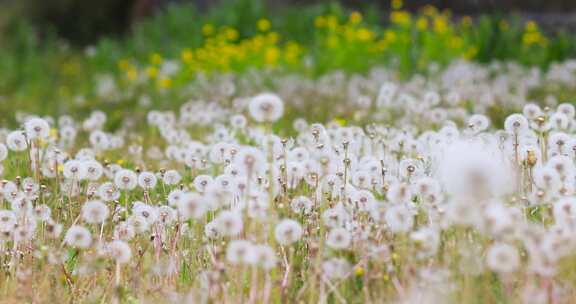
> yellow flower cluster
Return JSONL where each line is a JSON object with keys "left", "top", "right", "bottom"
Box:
{"left": 522, "top": 21, "right": 547, "bottom": 46}
{"left": 113, "top": 6, "right": 554, "bottom": 89}
{"left": 118, "top": 20, "right": 304, "bottom": 90}
{"left": 181, "top": 24, "right": 303, "bottom": 72}
{"left": 315, "top": 13, "right": 382, "bottom": 53}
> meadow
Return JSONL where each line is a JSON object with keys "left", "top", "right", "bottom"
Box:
{"left": 1, "top": 0, "right": 576, "bottom": 303}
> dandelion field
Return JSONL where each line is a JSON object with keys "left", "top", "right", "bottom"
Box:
{"left": 3, "top": 1, "right": 576, "bottom": 303}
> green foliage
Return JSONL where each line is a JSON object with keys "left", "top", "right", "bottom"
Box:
{"left": 1, "top": 0, "right": 576, "bottom": 120}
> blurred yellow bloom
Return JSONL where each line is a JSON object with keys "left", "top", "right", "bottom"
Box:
{"left": 196, "top": 49, "right": 207, "bottom": 60}
{"left": 390, "top": 11, "right": 411, "bottom": 27}
{"left": 464, "top": 46, "right": 478, "bottom": 59}
{"left": 126, "top": 68, "right": 138, "bottom": 81}
{"left": 449, "top": 36, "right": 463, "bottom": 49}
{"left": 392, "top": 0, "right": 403, "bottom": 10}
{"left": 116, "top": 159, "right": 124, "bottom": 165}
{"left": 117, "top": 59, "right": 130, "bottom": 70}
{"left": 181, "top": 49, "right": 193, "bottom": 63}
{"left": 422, "top": 5, "right": 438, "bottom": 16}
{"left": 150, "top": 53, "right": 163, "bottom": 65}
{"left": 157, "top": 77, "right": 172, "bottom": 90}
{"left": 257, "top": 18, "right": 271, "bottom": 31}
{"left": 57, "top": 164, "right": 64, "bottom": 173}
{"left": 267, "top": 32, "right": 279, "bottom": 44}
{"left": 225, "top": 28, "right": 239, "bottom": 41}
{"left": 522, "top": 21, "right": 545, "bottom": 46}
{"left": 522, "top": 32, "right": 545, "bottom": 46}
{"left": 433, "top": 16, "right": 448, "bottom": 34}
{"left": 326, "top": 15, "right": 338, "bottom": 30}
{"left": 265, "top": 47, "right": 279, "bottom": 65}
{"left": 49, "top": 128, "right": 58, "bottom": 139}
{"left": 416, "top": 17, "right": 428, "bottom": 30}
{"left": 349, "top": 11, "right": 362, "bottom": 24}
{"left": 202, "top": 23, "right": 215, "bottom": 36}
{"left": 146, "top": 66, "right": 158, "bottom": 78}
{"left": 525, "top": 20, "right": 538, "bottom": 32}
{"left": 356, "top": 28, "right": 374, "bottom": 41}
{"left": 354, "top": 267, "right": 364, "bottom": 276}
{"left": 384, "top": 30, "right": 397, "bottom": 43}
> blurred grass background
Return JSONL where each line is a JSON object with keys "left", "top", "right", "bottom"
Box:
{"left": 1, "top": 0, "right": 576, "bottom": 126}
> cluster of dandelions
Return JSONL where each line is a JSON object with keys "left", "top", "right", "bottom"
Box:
{"left": 94, "top": 59, "right": 576, "bottom": 130}
{"left": 3, "top": 86, "right": 576, "bottom": 303}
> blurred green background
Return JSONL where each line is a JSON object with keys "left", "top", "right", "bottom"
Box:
{"left": 1, "top": 0, "right": 576, "bottom": 127}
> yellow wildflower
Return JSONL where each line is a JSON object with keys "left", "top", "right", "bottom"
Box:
{"left": 257, "top": 19, "right": 271, "bottom": 32}
{"left": 349, "top": 11, "right": 362, "bottom": 24}
{"left": 392, "top": 0, "right": 403, "bottom": 10}
{"left": 202, "top": 23, "right": 214, "bottom": 36}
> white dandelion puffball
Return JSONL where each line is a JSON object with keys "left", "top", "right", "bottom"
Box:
{"left": 138, "top": 171, "right": 158, "bottom": 189}
{"left": 25, "top": 117, "right": 50, "bottom": 140}
{"left": 249, "top": 93, "right": 284, "bottom": 123}
{"left": 81, "top": 200, "right": 109, "bottom": 224}
{"left": 64, "top": 225, "right": 92, "bottom": 248}
{"left": 226, "top": 240, "right": 255, "bottom": 265}
{"left": 253, "top": 244, "right": 277, "bottom": 269}
{"left": 6, "top": 131, "right": 28, "bottom": 152}
{"left": 115, "top": 169, "right": 138, "bottom": 190}
{"left": 215, "top": 210, "right": 243, "bottom": 237}
{"left": 504, "top": 113, "right": 529, "bottom": 136}
{"left": 486, "top": 243, "right": 520, "bottom": 274}
{"left": 326, "top": 227, "right": 352, "bottom": 250}
{"left": 107, "top": 240, "right": 132, "bottom": 264}
{"left": 274, "top": 219, "right": 303, "bottom": 245}
{"left": 436, "top": 139, "right": 514, "bottom": 198}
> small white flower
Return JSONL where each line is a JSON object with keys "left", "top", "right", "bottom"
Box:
{"left": 127, "top": 215, "right": 149, "bottom": 233}
{"left": 25, "top": 117, "right": 50, "bottom": 140}
{"left": 504, "top": 113, "right": 529, "bottom": 135}
{"left": 162, "top": 169, "right": 181, "bottom": 185}
{"left": 385, "top": 204, "right": 414, "bottom": 233}
{"left": 215, "top": 210, "right": 243, "bottom": 237}
{"left": 6, "top": 131, "right": 27, "bottom": 152}
{"left": 138, "top": 171, "right": 157, "bottom": 189}
{"left": 290, "top": 196, "right": 312, "bottom": 214}
{"left": 64, "top": 225, "right": 92, "bottom": 248}
{"left": 33, "top": 204, "right": 51, "bottom": 221}
{"left": 486, "top": 243, "right": 520, "bottom": 274}
{"left": 115, "top": 169, "right": 138, "bottom": 190}
{"left": 132, "top": 203, "right": 158, "bottom": 225}
{"left": 326, "top": 227, "right": 352, "bottom": 250}
{"left": 252, "top": 244, "right": 277, "bottom": 269}
{"left": 177, "top": 192, "right": 206, "bottom": 220}
{"left": 113, "top": 222, "right": 135, "bottom": 241}
{"left": 274, "top": 219, "right": 303, "bottom": 246}
{"left": 63, "top": 160, "right": 86, "bottom": 180}
{"left": 248, "top": 93, "right": 284, "bottom": 123}
{"left": 81, "top": 200, "right": 109, "bottom": 224}
{"left": 226, "top": 240, "right": 254, "bottom": 265}
{"left": 107, "top": 240, "right": 132, "bottom": 264}
{"left": 322, "top": 257, "right": 351, "bottom": 279}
